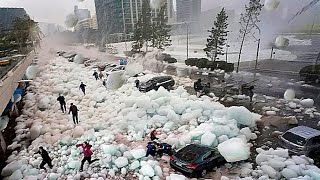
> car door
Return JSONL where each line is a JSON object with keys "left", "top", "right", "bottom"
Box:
{"left": 202, "top": 152, "right": 215, "bottom": 169}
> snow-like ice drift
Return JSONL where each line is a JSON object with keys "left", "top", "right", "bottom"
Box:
{"left": 2, "top": 55, "right": 319, "bottom": 179}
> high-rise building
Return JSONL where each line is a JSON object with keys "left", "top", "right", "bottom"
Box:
{"left": 74, "top": 6, "right": 91, "bottom": 21}
{"left": 0, "top": 8, "right": 28, "bottom": 34}
{"left": 76, "top": 15, "right": 98, "bottom": 31}
{"left": 95, "top": 0, "right": 172, "bottom": 43}
{"left": 176, "top": 0, "right": 201, "bottom": 22}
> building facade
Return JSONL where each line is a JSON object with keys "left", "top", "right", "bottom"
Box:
{"left": 74, "top": 6, "right": 91, "bottom": 21}
{"left": 76, "top": 15, "right": 98, "bottom": 31}
{"left": 0, "top": 8, "right": 28, "bottom": 34}
{"left": 95, "top": 0, "right": 172, "bottom": 43}
{"left": 176, "top": 0, "right": 201, "bottom": 22}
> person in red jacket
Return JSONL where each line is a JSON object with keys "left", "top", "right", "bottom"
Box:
{"left": 76, "top": 142, "right": 99, "bottom": 172}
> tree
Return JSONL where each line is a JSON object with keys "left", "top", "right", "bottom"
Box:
{"left": 151, "top": 5, "right": 172, "bottom": 50}
{"left": 131, "top": 20, "right": 143, "bottom": 52}
{"left": 140, "top": 0, "right": 152, "bottom": 52}
{"left": 236, "top": 0, "right": 263, "bottom": 73}
{"left": 204, "top": 8, "right": 228, "bottom": 61}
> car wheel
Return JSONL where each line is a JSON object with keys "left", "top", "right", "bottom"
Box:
{"left": 200, "top": 169, "right": 207, "bottom": 178}
{"left": 167, "top": 85, "right": 172, "bottom": 91}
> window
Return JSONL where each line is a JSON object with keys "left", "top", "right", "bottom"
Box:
{"left": 282, "top": 132, "right": 307, "bottom": 146}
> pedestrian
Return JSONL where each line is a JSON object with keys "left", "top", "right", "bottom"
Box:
{"left": 99, "top": 71, "right": 104, "bottom": 80}
{"left": 135, "top": 79, "right": 140, "bottom": 88}
{"left": 194, "top": 79, "right": 203, "bottom": 97}
{"left": 156, "top": 142, "right": 173, "bottom": 157}
{"left": 93, "top": 71, "right": 98, "bottom": 80}
{"left": 146, "top": 142, "right": 157, "bottom": 157}
{"left": 248, "top": 85, "right": 254, "bottom": 103}
{"left": 150, "top": 130, "right": 158, "bottom": 141}
{"left": 57, "top": 94, "right": 66, "bottom": 113}
{"left": 202, "top": 82, "right": 211, "bottom": 96}
{"left": 76, "top": 142, "right": 99, "bottom": 172}
{"left": 69, "top": 103, "right": 79, "bottom": 124}
{"left": 79, "top": 82, "right": 86, "bottom": 95}
{"left": 36, "top": 146, "right": 53, "bottom": 170}
{"left": 102, "top": 79, "right": 107, "bottom": 88}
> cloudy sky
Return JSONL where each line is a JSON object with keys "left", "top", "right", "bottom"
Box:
{"left": 0, "top": 0, "right": 318, "bottom": 27}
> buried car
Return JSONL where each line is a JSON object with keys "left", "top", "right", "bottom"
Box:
{"left": 170, "top": 144, "right": 225, "bottom": 178}
{"left": 139, "top": 76, "right": 175, "bottom": 93}
{"left": 278, "top": 126, "right": 320, "bottom": 157}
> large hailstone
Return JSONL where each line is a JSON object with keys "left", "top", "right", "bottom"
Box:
{"left": 150, "top": 0, "right": 166, "bottom": 9}
{"left": 264, "top": 0, "right": 280, "bottom": 11}
{"left": 25, "top": 65, "right": 38, "bottom": 80}
{"left": 65, "top": 14, "right": 78, "bottom": 28}
{"left": 74, "top": 54, "right": 85, "bottom": 64}
{"left": 275, "top": 36, "right": 290, "bottom": 48}
{"left": 284, "top": 89, "right": 295, "bottom": 101}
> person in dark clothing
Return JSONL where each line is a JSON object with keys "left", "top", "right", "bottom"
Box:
{"left": 146, "top": 142, "right": 157, "bottom": 157}
{"left": 156, "top": 143, "right": 173, "bottom": 157}
{"left": 203, "top": 82, "right": 211, "bottom": 95}
{"left": 102, "top": 79, "right": 107, "bottom": 88}
{"left": 93, "top": 71, "right": 98, "bottom": 80}
{"left": 150, "top": 130, "right": 158, "bottom": 141}
{"left": 69, "top": 103, "right": 79, "bottom": 124}
{"left": 36, "top": 146, "right": 53, "bottom": 170}
{"left": 194, "top": 79, "right": 203, "bottom": 97}
{"left": 76, "top": 142, "right": 99, "bottom": 172}
{"left": 248, "top": 85, "right": 254, "bottom": 103}
{"left": 135, "top": 79, "right": 140, "bottom": 88}
{"left": 79, "top": 82, "right": 86, "bottom": 95}
{"left": 99, "top": 71, "right": 104, "bottom": 80}
{"left": 57, "top": 94, "right": 66, "bottom": 113}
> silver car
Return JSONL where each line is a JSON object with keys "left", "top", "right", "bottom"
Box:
{"left": 278, "top": 126, "right": 320, "bottom": 157}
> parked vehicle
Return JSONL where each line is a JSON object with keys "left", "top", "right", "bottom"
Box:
{"left": 0, "top": 59, "right": 10, "bottom": 66}
{"left": 139, "top": 76, "right": 175, "bottom": 93}
{"left": 106, "top": 65, "right": 126, "bottom": 76}
{"left": 170, "top": 144, "right": 225, "bottom": 178}
{"left": 57, "top": 51, "right": 66, "bottom": 56}
{"left": 278, "top": 126, "right": 320, "bottom": 157}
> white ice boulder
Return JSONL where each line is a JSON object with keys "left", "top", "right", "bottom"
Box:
{"left": 25, "top": 65, "right": 38, "bottom": 80}
{"left": 102, "top": 145, "right": 118, "bottom": 156}
{"left": 284, "top": 89, "right": 295, "bottom": 101}
{"left": 8, "top": 169, "right": 23, "bottom": 180}
{"left": 227, "top": 106, "right": 254, "bottom": 126}
{"left": 114, "top": 157, "right": 129, "bottom": 168}
{"left": 281, "top": 168, "right": 298, "bottom": 179}
{"left": 68, "top": 160, "right": 81, "bottom": 169}
{"left": 30, "top": 125, "right": 41, "bottom": 140}
{"left": 264, "top": 0, "right": 280, "bottom": 11}
{"left": 72, "top": 126, "right": 84, "bottom": 138}
{"left": 300, "top": 99, "right": 314, "bottom": 108}
{"left": 217, "top": 138, "right": 250, "bottom": 162}
{"left": 268, "top": 159, "right": 286, "bottom": 170}
{"left": 129, "top": 161, "right": 140, "bottom": 170}
{"left": 261, "top": 165, "right": 277, "bottom": 178}
{"left": 106, "top": 71, "right": 125, "bottom": 90}
{"left": 0, "top": 116, "right": 9, "bottom": 131}
{"left": 130, "top": 149, "right": 146, "bottom": 159}
{"left": 48, "top": 173, "right": 59, "bottom": 180}
{"left": 140, "top": 164, "right": 155, "bottom": 177}
{"left": 169, "top": 174, "right": 186, "bottom": 180}
{"left": 201, "top": 132, "right": 217, "bottom": 147}
{"left": 1, "top": 160, "right": 26, "bottom": 177}
{"left": 239, "top": 127, "right": 252, "bottom": 140}
{"left": 74, "top": 54, "right": 85, "bottom": 64}
{"left": 163, "top": 121, "right": 175, "bottom": 132}
{"left": 275, "top": 36, "right": 289, "bottom": 48}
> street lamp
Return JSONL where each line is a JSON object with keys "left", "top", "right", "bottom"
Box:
{"left": 185, "top": 22, "right": 189, "bottom": 60}
{"left": 225, "top": 44, "right": 230, "bottom": 63}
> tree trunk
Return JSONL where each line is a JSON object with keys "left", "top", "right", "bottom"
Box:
{"left": 254, "top": 38, "right": 261, "bottom": 80}
{"left": 145, "top": 41, "right": 148, "bottom": 52}
{"left": 236, "top": 20, "right": 250, "bottom": 73}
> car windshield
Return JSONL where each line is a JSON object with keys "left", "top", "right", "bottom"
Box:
{"left": 175, "top": 150, "right": 199, "bottom": 163}
{"left": 282, "top": 132, "right": 307, "bottom": 146}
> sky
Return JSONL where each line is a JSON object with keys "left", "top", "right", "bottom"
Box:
{"left": 0, "top": 0, "right": 319, "bottom": 27}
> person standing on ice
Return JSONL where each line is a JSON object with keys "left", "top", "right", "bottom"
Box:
{"left": 135, "top": 79, "right": 140, "bottom": 88}
{"left": 36, "top": 146, "right": 53, "bottom": 170}
{"left": 93, "top": 70, "right": 99, "bottom": 80}
{"left": 102, "top": 79, "right": 107, "bottom": 88}
{"left": 76, "top": 142, "right": 99, "bottom": 172}
{"left": 150, "top": 130, "right": 158, "bottom": 141}
{"left": 194, "top": 79, "right": 203, "bottom": 97}
{"left": 79, "top": 82, "right": 86, "bottom": 95}
{"left": 146, "top": 142, "right": 157, "bottom": 157}
{"left": 69, "top": 103, "right": 79, "bottom": 124}
{"left": 57, "top": 94, "right": 66, "bottom": 113}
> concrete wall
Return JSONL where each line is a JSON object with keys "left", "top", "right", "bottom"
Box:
{"left": 0, "top": 52, "right": 34, "bottom": 114}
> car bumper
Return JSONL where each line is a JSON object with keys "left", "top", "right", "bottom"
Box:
{"left": 278, "top": 139, "right": 306, "bottom": 155}
{"left": 170, "top": 161, "right": 198, "bottom": 178}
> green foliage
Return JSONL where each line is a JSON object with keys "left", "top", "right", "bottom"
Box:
{"left": 151, "top": 5, "right": 172, "bottom": 50}
{"left": 65, "top": 14, "right": 78, "bottom": 28}
{"left": 204, "top": 8, "right": 228, "bottom": 61}
{"left": 132, "top": 20, "right": 143, "bottom": 52}
{"left": 185, "top": 58, "right": 234, "bottom": 72}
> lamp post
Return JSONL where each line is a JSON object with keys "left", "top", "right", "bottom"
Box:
{"left": 226, "top": 44, "right": 230, "bottom": 63}
{"left": 121, "top": 0, "right": 128, "bottom": 51}
{"left": 185, "top": 22, "right": 189, "bottom": 60}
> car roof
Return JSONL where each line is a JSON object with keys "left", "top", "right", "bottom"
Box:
{"left": 150, "top": 76, "right": 172, "bottom": 81}
{"left": 287, "top": 126, "right": 320, "bottom": 139}
{"left": 179, "top": 144, "right": 212, "bottom": 155}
